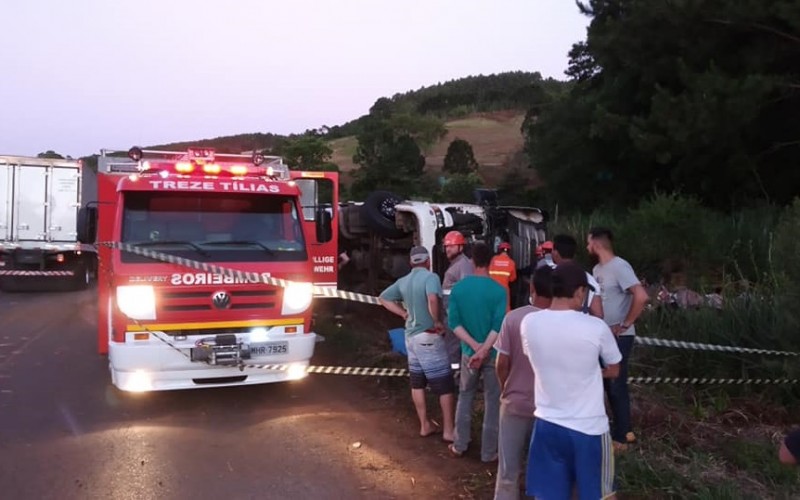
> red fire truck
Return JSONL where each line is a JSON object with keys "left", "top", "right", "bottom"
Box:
{"left": 78, "top": 147, "right": 338, "bottom": 392}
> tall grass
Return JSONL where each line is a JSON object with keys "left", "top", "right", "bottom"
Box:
{"left": 551, "top": 193, "right": 800, "bottom": 399}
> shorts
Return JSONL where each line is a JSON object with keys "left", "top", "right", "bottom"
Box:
{"left": 526, "top": 419, "right": 615, "bottom": 500}
{"left": 406, "top": 332, "right": 455, "bottom": 395}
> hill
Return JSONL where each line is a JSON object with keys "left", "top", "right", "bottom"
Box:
{"left": 140, "top": 72, "right": 563, "bottom": 192}
{"left": 146, "top": 132, "right": 286, "bottom": 155}
{"left": 330, "top": 109, "right": 536, "bottom": 188}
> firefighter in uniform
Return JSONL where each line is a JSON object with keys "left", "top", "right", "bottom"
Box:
{"left": 441, "top": 230, "right": 474, "bottom": 365}
{"left": 489, "top": 242, "right": 517, "bottom": 310}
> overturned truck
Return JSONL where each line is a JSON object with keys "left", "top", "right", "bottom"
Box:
{"left": 336, "top": 189, "right": 548, "bottom": 308}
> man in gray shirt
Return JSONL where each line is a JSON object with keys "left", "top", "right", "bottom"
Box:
{"left": 442, "top": 230, "right": 475, "bottom": 365}
{"left": 587, "top": 227, "right": 649, "bottom": 452}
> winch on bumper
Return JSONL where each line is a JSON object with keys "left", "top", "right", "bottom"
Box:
{"left": 191, "top": 334, "right": 255, "bottom": 368}
{"left": 108, "top": 328, "right": 316, "bottom": 391}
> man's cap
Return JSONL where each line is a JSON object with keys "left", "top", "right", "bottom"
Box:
{"left": 409, "top": 246, "right": 430, "bottom": 264}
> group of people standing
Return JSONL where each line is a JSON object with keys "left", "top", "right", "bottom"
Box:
{"left": 378, "top": 228, "right": 650, "bottom": 499}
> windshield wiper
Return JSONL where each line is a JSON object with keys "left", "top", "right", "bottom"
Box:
{"left": 200, "top": 240, "right": 275, "bottom": 255}
{"left": 133, "top": 240, "right": 209, "bottom": 256}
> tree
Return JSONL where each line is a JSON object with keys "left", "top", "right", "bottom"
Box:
{"left": 527, "top": 0, "right": 800, "bottom": 211}
{"left": 279, "top": 136, "right": 334, "bottom": 170}
{"left": 37, "top": 150, "right": 65, "bottom": 159}
{"left": 350, "top": 115, "right": 426, "bottom": 198}
{"left": 350, "top": 98, "right": 440, "bottom": 199}
{"left": 443, "top": 138, "right": 479, "bottom": 174}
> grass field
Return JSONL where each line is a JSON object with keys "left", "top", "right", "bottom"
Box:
{"left": 328, "top": 110, "right": 538, "bottom": 189}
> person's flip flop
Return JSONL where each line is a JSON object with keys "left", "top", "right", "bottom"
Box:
{"left": 420, "top": 428, "right": 442, "bottom": 438}
{"left": 420, "top": 419, "right": 441, "bottom": 438}
{"left": 448, "top": 443, "right": 464, "bottom": 458}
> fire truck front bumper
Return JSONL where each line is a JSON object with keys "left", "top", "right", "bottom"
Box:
{"left": 108, "top": 331, "right": 317, "bottom": 392}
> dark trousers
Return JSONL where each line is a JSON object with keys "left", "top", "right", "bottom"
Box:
{"left": 604, "top": 335, "right": 634, "bottom": 443}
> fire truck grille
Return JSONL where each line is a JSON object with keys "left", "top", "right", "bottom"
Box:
{"left": 159, "top": 289, "right": 278, "bottom": 312}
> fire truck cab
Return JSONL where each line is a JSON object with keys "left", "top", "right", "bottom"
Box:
{"left": 78, "top": 147, "right": 337, "bottom": 392}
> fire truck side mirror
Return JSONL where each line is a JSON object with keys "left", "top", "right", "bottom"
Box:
{"left": 77, "top": 206, "right": 98, "bottom": 244}
{"left": 315, "top": 208, "right": 332, "bottom": 243}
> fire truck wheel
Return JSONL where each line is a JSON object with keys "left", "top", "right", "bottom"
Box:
{"left": 361, "top": 190, "right": 407, "bottom": 238}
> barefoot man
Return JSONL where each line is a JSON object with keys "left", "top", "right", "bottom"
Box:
{"left": 379, "top": 246, "right": 456, "bottom": 441}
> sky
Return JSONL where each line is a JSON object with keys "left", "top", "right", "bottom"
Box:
{"left": 0, "top": 0, "right": 589, "bottom": 158}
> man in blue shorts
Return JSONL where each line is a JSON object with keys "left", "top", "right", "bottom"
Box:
{"left": 520, "top": 262, "right": 622, "bottom": 499}
{"left": 379, "top": 246, "right": 455, "bottom": 442}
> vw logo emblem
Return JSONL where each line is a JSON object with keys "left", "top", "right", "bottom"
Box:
{"left": 212, "top": 291, "right": 231, "bottom": 309}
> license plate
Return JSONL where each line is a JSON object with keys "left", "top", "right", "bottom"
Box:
{"left": 250, "top": 341, "right": 288, "bottom": 356}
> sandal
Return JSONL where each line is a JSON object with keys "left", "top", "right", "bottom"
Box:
{"left": 420, "top": 419, "right": 442, "bottom": 438}
{"left": 448, "top": 443, "right": 464, "bottom": 458}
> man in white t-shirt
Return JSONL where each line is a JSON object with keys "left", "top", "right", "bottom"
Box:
{"left": 551, "top": 234, "right": 603, "bottom": 319}
{"left": 520, "top": 262, "right": 622, "bottom": 500}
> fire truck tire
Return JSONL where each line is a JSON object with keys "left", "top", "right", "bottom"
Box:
{"left": 361, "top": 190, "right": 407, "bottom": 238}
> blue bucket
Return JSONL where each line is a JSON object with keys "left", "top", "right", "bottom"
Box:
{"left": 388, "top": 328, "right": 407, "bottom": 356}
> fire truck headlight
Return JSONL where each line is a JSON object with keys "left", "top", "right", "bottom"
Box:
{"left": 287, "top": 363, "right": 308, "bottom": 380}
{"left": 282, "top": 282, "right": 313, "bottom": 315}
{"left": 116, "top": 285, "right": 157, "bottom": 320}
{"left": 126, "top": 370, "right": 153, "bottom": 392}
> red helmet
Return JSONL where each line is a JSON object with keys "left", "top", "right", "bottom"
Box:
{"left": 498, "top": 242, "right": 511, "bottom": 251}
{"left": 443, "top": 230, "right": 466, "bottom": 246}
{"left": 535, "top": 241, "right": 553, "bottom": 257}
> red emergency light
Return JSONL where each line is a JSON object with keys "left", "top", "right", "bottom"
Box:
{"left": 120, "top": 146, "right": 288, "bottom": 179}
{"left": 140, "top": 160, "right": 266, "bottom": 177}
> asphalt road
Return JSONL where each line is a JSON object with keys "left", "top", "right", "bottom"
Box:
{"left": 0, "top": 288, "right": 453, "bottom": 500}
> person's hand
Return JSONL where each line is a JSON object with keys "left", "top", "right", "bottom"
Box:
{"left": 433, "top": 320, "right": 445, "bottom": 335}
{"left": 468, "top": 350, "right": 488, "bottom": 369}
{"left": 611, "top": 323, "right": 629, "bottom": 336}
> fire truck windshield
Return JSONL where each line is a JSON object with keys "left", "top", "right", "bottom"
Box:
{"left": 120, "top": 191, "right": 307, "bottom": 263}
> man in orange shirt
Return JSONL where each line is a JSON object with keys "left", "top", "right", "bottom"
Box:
{"left": 489, "top": 242, "right": 517, "bottom": 310}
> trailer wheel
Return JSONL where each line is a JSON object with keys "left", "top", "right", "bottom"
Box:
{"left": 72, "top": 261, "right": 90, "bottom": 291}
{"left": 360, "top": 190, "right": 407, "bottom": 238}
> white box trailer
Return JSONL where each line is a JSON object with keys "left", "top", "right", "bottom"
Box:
{"left": 0, "top": 155, "right": 96, "bottom": 291}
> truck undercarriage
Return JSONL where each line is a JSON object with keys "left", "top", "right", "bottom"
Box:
{"left": 337, "top": 189, "right": 548, "bottom": 308}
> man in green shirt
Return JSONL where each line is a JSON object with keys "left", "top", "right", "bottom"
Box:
{"left": 379, "top": 246, "right": 455, "bottom": 442}
{"left": 447, "top": 242, "right": 507, "bottom": 462}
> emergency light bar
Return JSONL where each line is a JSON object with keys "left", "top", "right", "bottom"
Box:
{"left": 98, "top": 147, "right": 290, "bottom": 179}
{"left": 187, "top": 148, "right": 215, "bottom": 162}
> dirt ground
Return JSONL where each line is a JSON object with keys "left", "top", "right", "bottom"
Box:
{"left": 313, "top": 300, "right": 501, "bottom": 499}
